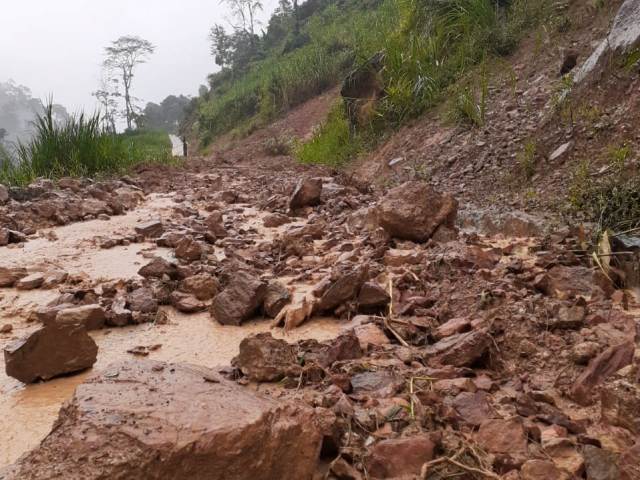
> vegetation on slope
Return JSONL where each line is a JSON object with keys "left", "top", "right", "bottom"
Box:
{"left": 190, "top": 0, "right": 561, "bottom": 162}
{"left": 0, "top": 103, "right": 173, "bottom": 187}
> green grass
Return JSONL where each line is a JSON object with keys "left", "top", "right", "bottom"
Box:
{"left": 296, "top": 104, "right": 365, "bottom": 166}
{"left": 0, "top": 103, "right": 174, "bottom": 187}
{"left": 195, "top": 0, "right": 394, "bottom": 145}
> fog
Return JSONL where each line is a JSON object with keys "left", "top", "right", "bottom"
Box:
{"left": 0, "top": 0, "right": 279, "bottom": 116}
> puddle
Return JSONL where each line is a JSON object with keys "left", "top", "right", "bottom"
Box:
{"left": 0, "top": 309, "right": 344, "bottom": 468}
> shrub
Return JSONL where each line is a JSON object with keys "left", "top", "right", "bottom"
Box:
{"left": 0, "top": 102, "right": 173, "bottom": 186}
{"left": 296, "top": 105, "right": 364, "bottom": 166}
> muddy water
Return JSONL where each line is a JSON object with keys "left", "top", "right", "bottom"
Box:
{"left": 0, "top": 191, "right": 345, "bottom": 468}
{"left": 0, "top": 310, "right": 343, "bottom": 467}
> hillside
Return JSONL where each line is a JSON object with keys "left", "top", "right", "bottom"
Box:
{"left": 0, "top": 0, "right": 639, "bottom": 479}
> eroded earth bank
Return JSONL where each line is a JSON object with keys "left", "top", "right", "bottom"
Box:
{"left": 0, "top": 123, "right": 638, "bottom": 479}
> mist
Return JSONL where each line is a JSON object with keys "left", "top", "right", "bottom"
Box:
{"left": 0, "top": 0, "right": 279, "bottom": 130}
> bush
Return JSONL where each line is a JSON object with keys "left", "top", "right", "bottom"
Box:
{"left": 0, "top": 103, "right": 173, "bottom": 186}
{"left": 296, "top": 105, "right": 364, "bottom": 166}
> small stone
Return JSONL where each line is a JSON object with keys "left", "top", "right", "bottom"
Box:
{"left": 15, "top": 273, "right": 45, "bottom": 290}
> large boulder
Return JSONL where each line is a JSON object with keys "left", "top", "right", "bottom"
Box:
{"left": 289, "top": 178, "right": 323, "bottom": 210}
{"left": 233, "top": 332, "right": 297, "bottom": 382}
{"left": 569, "top": 342, "right": 634, "bottom": 406}
{"left": 376, "top": 181, "right": 457, "bottom": 242}
{"left": 574, "top": 0, "right": 640, "bottom": 83}
{"left": 2, "top": 360, "right": 324, "bottom": 479}
{"left": 4, "top": 323, "right": 98, "bottom": 383}
{"left": 210, "top": 271, "right": 267, "bottom": 325}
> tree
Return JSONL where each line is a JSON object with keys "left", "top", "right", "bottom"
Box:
{"left": 209, "top": 25, "right": 234, "bottom": 69}
{"left": 222, "top": 0, "right": 264, "bottom": 38}
{"left": 92, "top": 69, "right": 120, "bottom": 132}
{"left": 142, "top": 95, "right": 191, "bottom": 133}
{"left": 103, "top": 36, "right": 155, "bottom": 130}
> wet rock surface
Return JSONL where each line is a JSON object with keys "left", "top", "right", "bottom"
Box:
{"left": 0, "top": 121, "right": 639, "bottom": 478}
{"left": 4, "top": 323, "right": 97, "bottom": 383}
{"left": 2, "top": 360, "right": 324, "bottom": 480}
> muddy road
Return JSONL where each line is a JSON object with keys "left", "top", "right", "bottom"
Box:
{"left": 0, "top": 156, "right": 638, "bottom": 478}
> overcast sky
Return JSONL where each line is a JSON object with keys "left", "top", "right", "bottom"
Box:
{"left": 1, "top": 0, "right": 279, "bottom": 112}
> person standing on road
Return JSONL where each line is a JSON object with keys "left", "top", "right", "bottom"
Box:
{"left": 182, "top": 136, "right": 188, "bottom": 157}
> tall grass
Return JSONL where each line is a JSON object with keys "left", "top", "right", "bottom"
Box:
{"left": 196, "top": 1, "right": 393, "bottom": 145}
{"left": 0, "top": 103, "right": 173, "bottom": 186}
{"left": 299, "top": 0, "right": 559, "bottom": 165}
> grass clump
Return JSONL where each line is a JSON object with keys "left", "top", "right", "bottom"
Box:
{"left": 568, "top": 144, "right": 640, "bottom": 231}
{"left": 296, "top": 105, "right": 364, "bottom": 167}
{"left": 0, "top": 102, "right": 173, "bottom": 187}
{"left": 518, "top": 140, "right": 538, "bottom": 180}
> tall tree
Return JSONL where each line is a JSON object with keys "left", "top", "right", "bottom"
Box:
{"left": 103, "top": 36, "right": 155, "bottom": 130}
{"left": 222, "top": 0, "right": 264, "bottom": 38}
{"left": 92, "top": 69, "right": 120, "bottom": 132}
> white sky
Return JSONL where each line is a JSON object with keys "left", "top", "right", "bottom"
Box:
{"left": 0, "top": 0, "right": 279, "bottom": 112}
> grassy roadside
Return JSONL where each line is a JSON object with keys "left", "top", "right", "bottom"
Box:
{"left": 0, "top": 104, "right": 175, "bottom": 187}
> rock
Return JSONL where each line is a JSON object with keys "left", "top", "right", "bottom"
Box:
{"left": 574, "top": 0, "right": 640, "bottom": 83}
{"left": 0, "top": 183, "right": 9, "bottom": 204}
{"left": 600, "top": 378, "right": 640, "bottom": 435}
{"left": 134, "top": 220, "right": 164, "bottom": 238}
{"left": 366, "top": 434, "right": 439, "bottom": 479}
{"left": 156, "top": 231, "right": 185, "bottom": 248}
{"left": 357, "top": 282, "right": 390, "bottom": 310}
{"left": 210, "top": 271, "right": 267, "bottom": 325}
{"left": 620, "top": 443, "right": 640, "bottom": 480}
{"left": 583, "top": 445, "right": 619, "bottom": 480}
{"left": 572, "top": 341, "right": 600, "bottom": 365}
{"left": 549, "top": 141, "right": 574, "bottom": 162}
{"left": 560, "top": 50, "right": 578, "bottom": 75}
{"left": 424, "top": 330, "right": 490, "bottom": 367}
{"left": 534, "top": 265, "right": 594, "bottom": 299}
{"left": 106, "top": 295, "right": 132, "bottom": 327}
{"left": 4, "top": 323, "right": 97, "bottom": 383}
{"left": 2, "top": 360, "right": 323, "bottom": 479}
{"left": 551, "top": 305, "right": 586, "bottom": 330}
{"left": 8, "top": 229, "right": 27, "bottom": 243}
{"left": 308, "top": 332, "right": 363, "bottom": 368}
{"left": 205, "top": 211, "right": 228, "bottom": 238}
{"left": 350, "top": 371, "right": 402, "bottom": 398}
{"left": 383, "top": 249, "right": 424, "bottom": 267}
{"left": 0, "top": 267, "right": 27, "bottom": 287}
{"left": 330, "top": 458, "right": 362, "bottom": 480}
{"left": 0, "top": 228, "right": 9, "bottom": 246}
{"left": 289, "top": 177, "right": 322, "bottom": 210}
{"left": 433, "top": 317, "right": 472, "bottom": 340}
{"left": 127, "top": 288, "right": 158, "bottom": 314}
{"left": 263, "top": 213, "right": 291, "bottom": 228}
{"left": 15, "top": 273, "right": 45, "bottom": 290}
{"left": 570, "top": 342, "right": 634, "bottom": 406}
{"left": 377, "top": 181, "right": 457, "bottom": 242}
{"left": 180, "top": 274, "right": 220, "bottom": 301}
{"left": 262, "top": 281, "right": 291, "bottom": 318}
{"left": 353, "top": 322, "right": 390, "bottom": 351}
{"left": 138, "top": 256, "right": 179, "bottom": 279}
{"left": 318, "top": 265, "right": 367, "bottom": 312}
{"left": 42, "top": 270, "right": 68, "bottom": 289}
{"left": 55, "top": 305, "right": 106, "bottom": 330}
{"left": 451, "top": 391, "right": 497, "bottom": 426}
{"left": 175, "top": 236, "right": 204, "bottom": 262}
{"left": 476, "top": 417, "right": 528, "bottom": 454}
{"left": 170, "top": 291, "right": 207, "bottom": 313}
{"left": 233, "top": 332, "right": 297, "bottom": 382}
{"left": 521, "top": 460, "right": 569, "bottom": 480}
{"left": 544, "top": 439, "right": 585, "bottom": 476}
{"left": 341, "top": 51, "right": 385, "bottom": 127}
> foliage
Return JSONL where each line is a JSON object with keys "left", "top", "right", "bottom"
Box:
{"left": 0, "top": 102, "right": 173, "bottom": 187}
{"left": 103, "top": 36, "right": 156, "bottom": 130}
{"left": 518, "top": 140, "right": 538, "bottom": 180}
{"left": 296, "top": 105, "right": 364, "bottom": 166}
{"left": 568, "top": 144, "right": 640, "bottom": 231}
{"left": 142, "top": 95, "right": 191, "bottom": 133}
